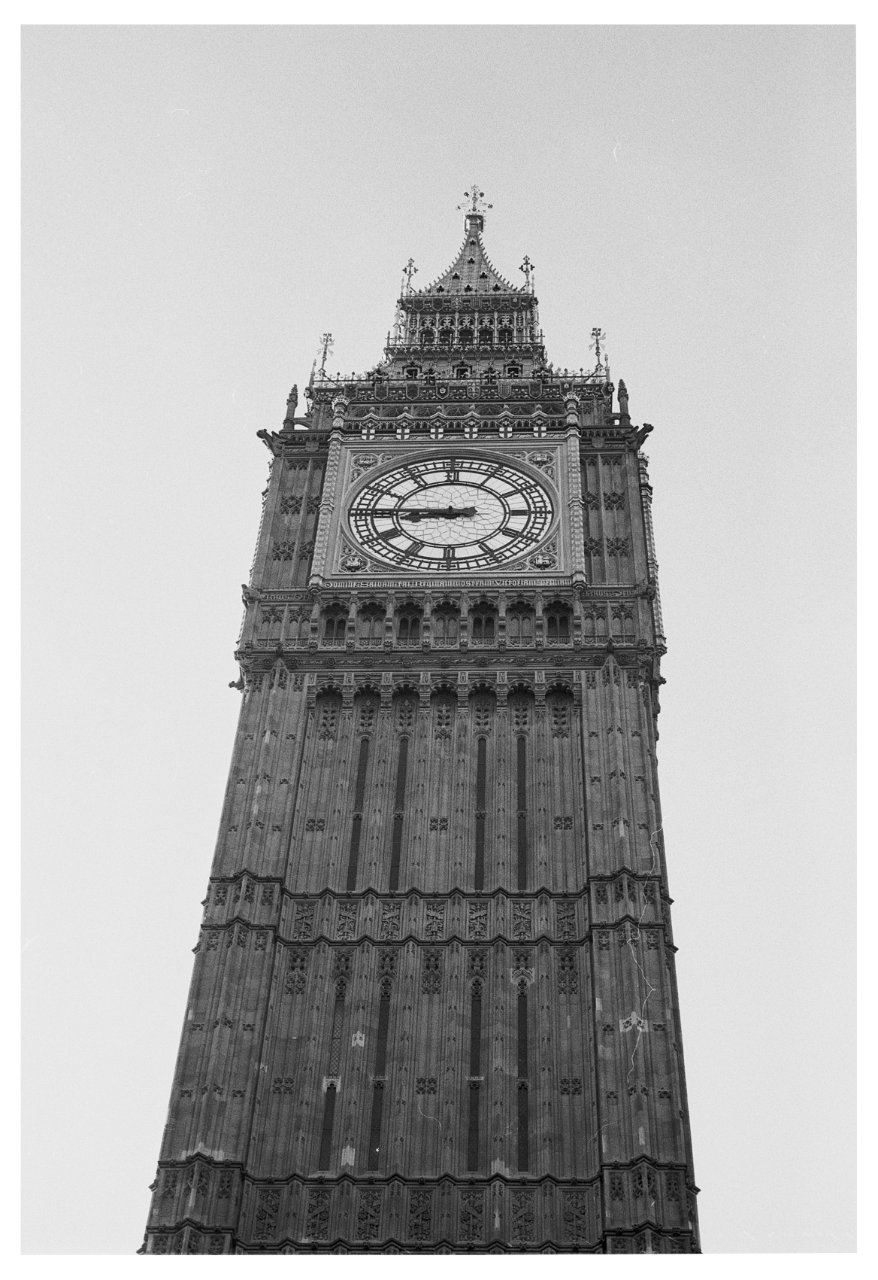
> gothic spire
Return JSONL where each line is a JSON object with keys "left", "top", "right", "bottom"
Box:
{"left": 416, "top": 190, "right": 525, "bottom": 297}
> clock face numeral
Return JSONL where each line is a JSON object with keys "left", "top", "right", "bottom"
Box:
{"left": 348, "top": 454, "right": 555, "bottom": 572}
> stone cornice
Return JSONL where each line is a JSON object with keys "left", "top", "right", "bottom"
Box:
{"left": 207, "top": 873, "right": 670, "bottom": 898}
{"left": 248, "top": 585, "right": 648, "bottom": 602}
{"left": 151, "top": 1157, "right": 693, "bottom": 1188}
{"left": 195, "top": 917, "right": 676, "bottom": 954}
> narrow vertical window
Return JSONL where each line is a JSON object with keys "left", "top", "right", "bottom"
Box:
{"left": 318, "top": 977, "right": 347, "bottom": 1169}
{"left": 517, "top": 983, "right": 530, "bottom": 1170}
{"left": 367, "top": 977, "right": 393, "bottom": 1170}
{"left": 318, "top": 1083, "right": 337, "bottom": 1171}
{"left": 474, "top": 737, "right": 487, "bottom": 891}
{"left": 516, "top": 735, "right": 528, "bottom": 891}
{"left": 467, "top": 978, "right": 483, "bottom": 1170}
{"left": 346, "top": 737, "right": 370, "bottom": 890}
{"left": 388, "top": 737, "right": 408, "bottom": 892}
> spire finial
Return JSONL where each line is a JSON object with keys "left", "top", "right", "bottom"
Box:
{"left": 401, "top": 258, "right": 418, "bottom": 295}
{"left": 317, "top": 332, "right": 334, "bottom": 379}
{"left": 458, "top": 184, "right": 492, "bottom": 217}
{"left": 590, "top": 326, "right": 608, "bottom": 374}
{"left": 520, "top": 255, "right": 535, "bottom": 289}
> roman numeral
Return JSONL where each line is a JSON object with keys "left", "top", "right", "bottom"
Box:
{"left": 363, "top": 530, "right": 401, "bottom": 547}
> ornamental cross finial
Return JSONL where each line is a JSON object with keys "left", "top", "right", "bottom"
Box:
{"left": 458, "top": 183, "right": 492, "bottom": 216}
{"left": 317, "top": 332, "right": 334, "bottom": 377}
{"left": 401, "top": 257, "right": 418, "bottom": 294}
{"left": 520, "top": 255, "right": 535, "bottom": 288}
{"left": 590, "top": 326, "right": 607, "bottom": 370}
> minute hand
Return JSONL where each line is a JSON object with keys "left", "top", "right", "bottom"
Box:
{"left": 375, "top": 505, "right": 477, "bottom": 521}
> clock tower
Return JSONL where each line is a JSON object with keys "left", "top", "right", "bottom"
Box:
{"left": 142, "top": 192, "right": 701, "bottom": 1254}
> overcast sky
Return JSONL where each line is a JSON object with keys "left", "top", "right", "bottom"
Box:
{"left": 22, "top": 24, "right": 855, "bottom": 1255}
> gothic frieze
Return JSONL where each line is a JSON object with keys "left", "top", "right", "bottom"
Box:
{"left": 143, "top": 1162, "right": 695, "bottom": 1254}
{"left": 232, "top": 653, "right": 656, "bottom": 688}
{"left": 196, "top": 892, "right": 670, "bottom": 951}
{"left": 234, "top": 1175, "right": 604, "bottom": 1251}
{"left": 203, "top": 886, "right": 589, "bottom": 942}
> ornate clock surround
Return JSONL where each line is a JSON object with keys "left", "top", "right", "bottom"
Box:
{"left": 325, "top": 440, "right": 572, "bottom": 586}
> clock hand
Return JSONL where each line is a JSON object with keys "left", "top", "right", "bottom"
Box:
{"left": 401, "top": 505, "right": 477, "bottom": 521}
{"left": 373, "top": 506, "right": 478, "bottom": 521}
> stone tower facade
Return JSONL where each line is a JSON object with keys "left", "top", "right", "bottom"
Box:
{"left": 141, "top": 198, "right": 700, "bottom": 1254}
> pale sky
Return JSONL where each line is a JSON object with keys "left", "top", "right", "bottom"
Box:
{"left": 22, "top": 24, "right": 855, "bottom": 1254}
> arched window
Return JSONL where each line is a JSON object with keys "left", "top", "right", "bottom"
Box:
{"left": 454, "top": 363, "right": 470, "bottom": 380}
{"left": 284, "top": 611, "right": 304, "bottom": 644}
{"left": 478, "top": 326, "right": 493, "bottom": 346}
{"left": 546, "top": 603, "right": 572, "bottom": 643}
{"left": 357, "top": 603, "right": 385, "bottom": 646}
{"left": 439, "top": 326, "right": 453, "bottom": 345}
{"left": 397, "top": 608, "right": 422, "bottom": 645}
{"left": 470, "top": 607, "right": 497, "bottom": 644}
{"left": 421, "top": 328, "right": 435, "bottom": 345}
{"left": 459, "top": 326, "right": 474, "bottom": 346}
{"left": 612, "top": 605, "right": 635, "bottom": 640}
{"left": 322, "top": 607, "right": 347, "bottom": 646}
{"left": 507, "top": 603, "right": 535, "bottom": 645}
{"left": 498, "top": 325, "right": 513, "bottom": 346}
{"left": 432, "top": 603, "right": 459, "bottom": 645}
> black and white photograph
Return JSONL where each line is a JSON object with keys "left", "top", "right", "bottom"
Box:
{"left": 21, "top": 17, "right": 856, "bottom": 1262}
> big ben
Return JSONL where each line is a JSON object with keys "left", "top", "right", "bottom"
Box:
{"left": 142, "top": 189, "right": 701, "bottom": 1254}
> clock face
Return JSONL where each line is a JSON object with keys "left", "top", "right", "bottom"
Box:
{"left": 348, "top": 455, "right": 554, "bottom": 571}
